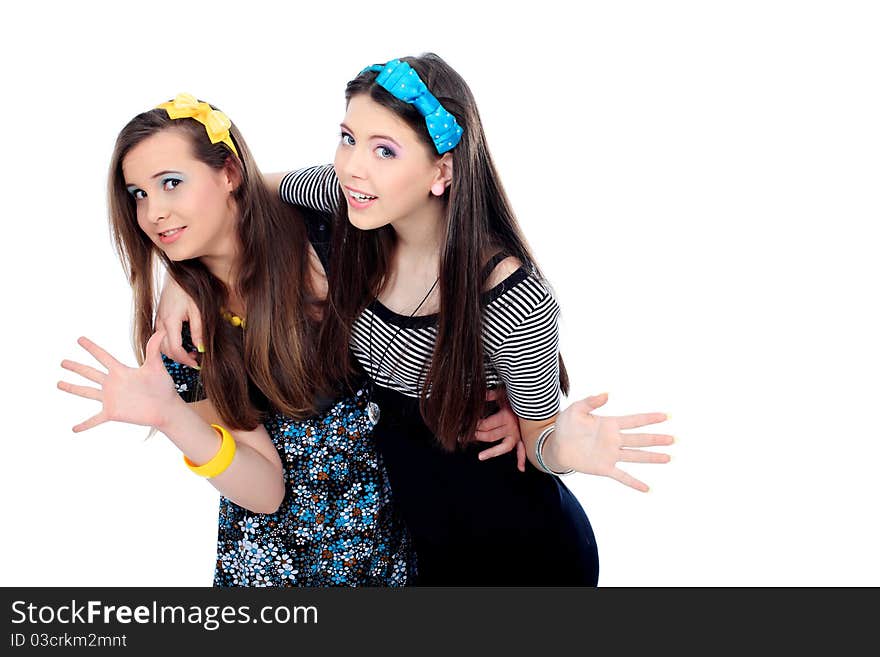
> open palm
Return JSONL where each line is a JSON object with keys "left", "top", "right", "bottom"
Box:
{"left": 555, "top": 393, "right": 673, "bottom": 492}
{"left": 58, "top": 331, "right": 183, "bottom": 432}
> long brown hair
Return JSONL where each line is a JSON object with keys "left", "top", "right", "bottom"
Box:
{"left": 319, "top": 53, "right": 569, "bottom": 451}
{"left": 108, "top": 103, "right": 324, "bottom": 429}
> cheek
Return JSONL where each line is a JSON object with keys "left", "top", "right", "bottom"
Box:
{"left": 334, "top": 146, "right": 353, "bottom": 179}
{"left": 134, "top": 206, "right": 150, "bottom": 234}
{"left": 191, "top": 181, "right": 230, "bottom": 219}
{"left": 393, "top": 170, "right": 430, "bottom": 206}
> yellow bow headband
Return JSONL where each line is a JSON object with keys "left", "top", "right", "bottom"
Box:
{"left": 156, "top": 93, "right": 239, "bottom": 157}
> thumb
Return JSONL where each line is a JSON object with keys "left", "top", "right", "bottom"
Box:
{"left": 145, "top": 329, "right": 167, "bottom": 364}
{"left": 579, "top": 391, "right": 609, "bottom": 413}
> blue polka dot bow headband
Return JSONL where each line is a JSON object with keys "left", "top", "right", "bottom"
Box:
{"left": 360, "top": 59, "right": 464, "bottom": 154}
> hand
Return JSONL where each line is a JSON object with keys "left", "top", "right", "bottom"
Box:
{"left": 475, "top": 388, "right": 526, "bottom": 472}
{"left": 156, "top": 273, "right": 203, "bottom": 369}
{"left": 58, "top": 331, "right": 183, "bottom": 432}
{"left": 553, "top": 392, "right": 673, "bottom": 492}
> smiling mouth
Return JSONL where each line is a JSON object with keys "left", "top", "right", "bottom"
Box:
{"left": 348, "top": 190, "right": 377, "bottom": 202}
{"left": 158, "top": 227, "right": 186, "bottom": 238}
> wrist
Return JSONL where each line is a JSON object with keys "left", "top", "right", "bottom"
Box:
{"left": 154, "top": 395, "right": 192, "bottom": 436}
{"left": 535, "top": 424, "right": 574, "bottom": 476}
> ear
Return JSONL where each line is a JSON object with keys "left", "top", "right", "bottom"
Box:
{"left": 431, "top": 153, "right": 454, "bottom": 196}
{"left": 221, "top": 156, "right": 243, "bottom": 193}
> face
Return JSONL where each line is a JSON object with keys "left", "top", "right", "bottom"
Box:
{"left": 334, "top": 94, "right": 447, "bottom": 231}
{"left": 122, "top": 129, "right": 239, "bottom": 261}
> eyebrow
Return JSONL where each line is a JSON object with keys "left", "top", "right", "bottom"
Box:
{"left": 124, "top": 170, "right": 185, "bottom": 188}
{"left": 340, "top": 123, "right": 402, "bottom": 149}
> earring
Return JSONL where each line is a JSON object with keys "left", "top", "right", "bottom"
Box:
{"left": 431, "top": 182, "right": 446, "bottom": 196}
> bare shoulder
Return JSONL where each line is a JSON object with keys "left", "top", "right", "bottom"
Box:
{"left": 483, "top": 255, "right": 524, "bottom": 291}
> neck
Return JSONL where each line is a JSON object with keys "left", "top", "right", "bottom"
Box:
{"left": 390, "top": 197, "right": 446, "bottom": 268}
{"left": 200, "top": 246, "right": 245, "bottom": 314}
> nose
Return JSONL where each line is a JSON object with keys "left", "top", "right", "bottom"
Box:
{"left": 335, "top": 142, "right": 367, "bottom": 181}
{"left": 143, "top": 196, "right": 168, "bottom": 225}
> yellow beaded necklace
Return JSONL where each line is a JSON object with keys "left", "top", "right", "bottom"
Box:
{"left": 220, "top": 309, "right": 246, "bottom": 328}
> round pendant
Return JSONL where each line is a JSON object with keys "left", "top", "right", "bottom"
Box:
{"left": 367, "top": 401, "right": 381, "bottom": 425}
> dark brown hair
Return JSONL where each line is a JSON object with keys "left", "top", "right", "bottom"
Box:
{"left": 108, "top": 103, "right": 324, "bottom": 429}
{"left": 319, "top": 53, "right": 569, "bottom": 451}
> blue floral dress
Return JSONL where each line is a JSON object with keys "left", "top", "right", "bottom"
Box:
{"left": 163, "top": 355, "right": 416, "bottom": 586}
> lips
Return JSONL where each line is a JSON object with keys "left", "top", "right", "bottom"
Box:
{"left": 158, "top": 226, "right": 187, "bottom": 244}
{"left": 344, "top": 187, "right": 378, "bottom": 210}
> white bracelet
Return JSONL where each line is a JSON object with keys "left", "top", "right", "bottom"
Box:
{"left": 535, "top": 424, "right": 574, "bottom": 476}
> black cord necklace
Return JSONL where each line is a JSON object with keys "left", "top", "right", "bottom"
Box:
{"left": 366, "top": 276, "right": 439, "bottom": 425}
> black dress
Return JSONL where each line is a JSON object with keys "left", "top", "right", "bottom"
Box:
{"left": 370, "top": 385, "right": 598, "bottom": 585}
{"left": 353, "top": 270, "right": 600, "bottom": 586}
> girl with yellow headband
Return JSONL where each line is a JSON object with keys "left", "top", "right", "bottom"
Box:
{"left": 59, "top": 94, "right": 484, "bottom": 585}
{"left": 157, "top": 54, "right": 675, "bottom": 585}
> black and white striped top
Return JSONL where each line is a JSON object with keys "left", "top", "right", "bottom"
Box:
{"left": 281, "top": 165, "right": 561, "bottom": 421}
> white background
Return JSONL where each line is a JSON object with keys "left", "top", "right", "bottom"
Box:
{"left": 2, "top": 1, "right": 878, "bottom": 586}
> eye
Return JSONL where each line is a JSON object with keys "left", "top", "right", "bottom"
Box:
{"left": 162, "top": 177, "right": 182, "bottom": 191}
{"left": 340, "top": 132, "right": 355, "bottom": 146}
{"left": 375, "top": 145, "right": 396, "bottom": 159}
{"left": 128, "top": 188, "right": 146, "bottom": 200}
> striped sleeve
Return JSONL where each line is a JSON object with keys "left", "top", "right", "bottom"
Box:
{"left": 487, "top": 279, "right": 561, "bottom": 420}
{"left": 279, "top": 164, "right": 340, "bottom": 214}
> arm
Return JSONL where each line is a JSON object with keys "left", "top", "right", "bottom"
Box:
{"left": 271, "top": 164, "right": 340, "bottom": 214}
{"left": 59, "top": 332, "right": 285, "bottom": 514}
{"left": 161, "top": 398, "right": 285, "bottom": 513}
{"left": 490, "top": 279, "right": 673, "bottom": 491}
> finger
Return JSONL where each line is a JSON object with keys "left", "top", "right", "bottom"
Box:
{"left": 477, "top": 436, "right": 517, "bottom": 461}
{"left": 77, "top": 336, "right": 121, "bottom": 370}
{"left": 172, "top": 349, "right": 201, "bottom": 370}
{"left": 618, "top": 448, "right": 671, "bottom": 464}
{"left": 586, "top": 393, "right": 608, "bottom": 410}
{"left": 616, "top": 412, "right": 669, "bottom": 430}
{"left": 73, "top": 411, "right": 108, "bottom": 433}
{"left": 474, "top": 425, "right": 508, "bottom": 443}
{"left": 168, "top": 323, "right": 201, "bottom": 370}
{"left": 189, "top": 309, "right": 205, "bottom": 357}
{"left": 609, "top": 467, "right": 649, "bottom": 493}
{"left": 620, "top": 433, "right": 675, "bottom": 448}
{"left": 145, "top": 329, "right": 167, "bottom": 364}
{"left": 60, "top": 359, "right": 106, "bottom": 384}
{"left": 575, "top": 392, "right": 609, "bottom": 414}
{"left": 159, "top": 326, "right": 175, "bottom": 362}
{"left": 476, "top": 413, "right": 508, "bottom": 432}
{"left": 57, "top": 380, "right": 103, "bottom": 402}
{"left": 160, "top": 315, "right": 190, "bottom": 366}
{"left": 516, "top": 440, "right": 526, "bottom": 473}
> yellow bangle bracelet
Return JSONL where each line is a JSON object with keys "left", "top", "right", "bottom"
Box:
{"left": 184, "top": 424, "right": 236, "bottom": 478}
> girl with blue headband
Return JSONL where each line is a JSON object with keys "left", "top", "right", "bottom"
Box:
{"left": 158, "top": 54, "right": 674, "bottom": 584}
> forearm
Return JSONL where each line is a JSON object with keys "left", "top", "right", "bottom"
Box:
{"left": 157, "top": 402, "right": 285, "bottom": 514}
{"left": 519, "top": 415, "right": 564, "bottom": 473}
